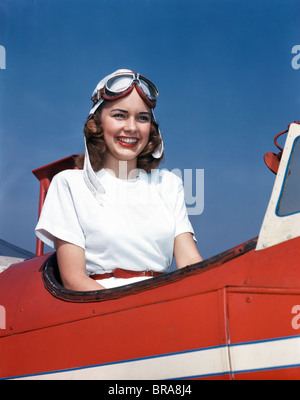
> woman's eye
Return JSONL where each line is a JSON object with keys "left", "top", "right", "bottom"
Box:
{"left": 113, "top": 113, "right": 125, "bottom": 118}
{"left": 138, "top": 115, "right": 150, "bottom": 122}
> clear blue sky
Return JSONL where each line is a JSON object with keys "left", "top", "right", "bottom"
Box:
{"left": 0, "top": 0, "right": 300, "bottom": 259}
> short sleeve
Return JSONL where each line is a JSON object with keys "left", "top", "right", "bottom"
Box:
{"left": 35, "top": 172, "right": 85, "bottom": 249}
{"left": 172, "top": 175, "right": 196, "bottom": 241}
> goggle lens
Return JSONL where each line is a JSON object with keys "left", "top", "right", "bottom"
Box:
{"left": 139, "top": 77, "right": 158, "bottom": 100}
{"left": 106, "top": 74, "right": 134, "bottom": 93}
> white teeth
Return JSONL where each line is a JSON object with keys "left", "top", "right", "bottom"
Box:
{"left": 117, "top": 137, "right": 138, "bottom": 144}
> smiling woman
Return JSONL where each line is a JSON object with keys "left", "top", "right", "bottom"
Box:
{"left": 77, "top": 97, "right": 162, "bottom": 174}
{"left": 35, "top": 69, "right": 202, "bottom": 291}
{"left": 99, "top": 93, "right": 152, "bottom": 175}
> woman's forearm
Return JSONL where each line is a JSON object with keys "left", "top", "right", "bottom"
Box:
{"left": 61, "top": 274, "right": 105, "bottom": 291}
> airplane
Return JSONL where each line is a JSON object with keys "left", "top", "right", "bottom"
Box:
{"left": 1, "top": 122, "right": 300, "bottom": 380}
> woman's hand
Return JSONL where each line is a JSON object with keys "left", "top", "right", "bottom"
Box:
{"left": 174, "top": 232, "right": 203, "bottom": 269}
{"left": 55, "top": 238, "right": 106, "bottom": 291}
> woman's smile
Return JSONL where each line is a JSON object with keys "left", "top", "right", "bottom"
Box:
{"left": 116, "top": 136, "right": 140, "bottom": 147}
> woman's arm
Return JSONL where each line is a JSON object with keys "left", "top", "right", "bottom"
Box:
{"left": 55, "top": 238, "right": 105, "bottom": 291}
{"left": 173, "top": 232, "right": 203, "bottom": 269}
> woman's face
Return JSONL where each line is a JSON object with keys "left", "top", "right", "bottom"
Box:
{"left": 100, "top": 88, "right": 151, "bottom": 172}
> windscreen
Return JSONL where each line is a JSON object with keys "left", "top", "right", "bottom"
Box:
{"left": 277, "top": 136, "right": 300, "bottom": 216}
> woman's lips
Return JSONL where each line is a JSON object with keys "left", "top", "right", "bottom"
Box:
{"left": 116, "top": 137, "right": 139, "bottom": 148}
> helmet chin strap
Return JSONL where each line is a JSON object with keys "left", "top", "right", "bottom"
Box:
{"left": 152, "top": 139, "right": 164, "bottom": 158}
{"left": 150, "top": 109, "right": 164, "bottom": 159}
{"left": 83, "top": 137, "right": 106, "bottom": 206}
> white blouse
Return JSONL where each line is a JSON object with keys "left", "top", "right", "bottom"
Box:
{"left": 35, "top": 168, "right": 195, "bottom": 278}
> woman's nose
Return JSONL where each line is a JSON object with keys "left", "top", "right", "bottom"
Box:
{"left": 124, "top": 117, "right": 137, "bottom": 132}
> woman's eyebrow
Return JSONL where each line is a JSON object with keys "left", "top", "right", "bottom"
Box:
{"left": 110, "top": 109, "right": 151, "bottom": 116}
{"left": 139, "top": 111, "right": 151, "bottom": 115}
{"left": 110, "top": 108, "right": 128, "bottom": 113}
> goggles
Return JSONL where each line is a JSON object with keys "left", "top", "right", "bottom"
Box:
{"left": 91, "top": 72, "right": 159, "bottom": 110}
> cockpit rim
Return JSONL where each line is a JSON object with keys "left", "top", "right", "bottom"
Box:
{"left": 42, "top": 238, "right": 257, "bottom": 303}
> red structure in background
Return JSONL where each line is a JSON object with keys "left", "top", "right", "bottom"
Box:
{"left": 32, "top": 155, "right": 78, "bottom": 256}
